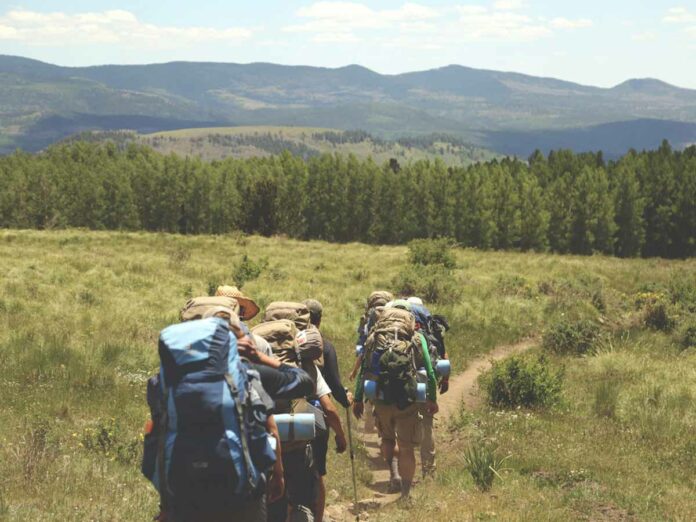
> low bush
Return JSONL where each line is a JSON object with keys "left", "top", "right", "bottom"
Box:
{"left": 593, "top": 380, "right": 620, "bottom": 419}
{"left": 407, "top": 238, "right": 456, "bottom": 269}
{"left": 543, "top": 318, "right": 600, "bottom": 355}
{"left": 393, "top": 264, "right": 461, "bottom": 304}
{"left": 496, "top": 274, "right": 535, "bottom": 299}
{"left": 80, "top": 418, "right": 140, "bottom": 465}
{"left": 676, "top": 321, "right": 696, "bottom": 350}
{"left": 643, "top": 299, "right": 676, "bottom": 332}
{"left": 462, "top": 440, "right": 510, "bottom": 492}
{"left": 232, "top": 254, "right": 268, "bottom": 288}
{"left": 482, "top": 355, "right": 564, "bottom": 408}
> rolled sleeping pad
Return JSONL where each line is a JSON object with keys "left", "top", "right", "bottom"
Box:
{"left": 364, "top": 380, "right": 427, "bottom": 403}
{"left": 416, "top": 382, "right": 427, "bottom": 402}
{"left": 274, "top": 413, "right": 316, "bottom": 442}
{"left": 364, "top": 379, "right": 380, "bottom": 401}
{"left": 436, "top": 359, "right": 451, "bottom": 378}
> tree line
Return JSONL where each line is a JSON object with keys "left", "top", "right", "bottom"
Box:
{"left": 0, "top": 140, "right": 694, "bottom": 258}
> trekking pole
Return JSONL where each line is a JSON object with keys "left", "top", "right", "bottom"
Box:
{"left": 344, "top": 394, "right": 360, "bottom": 521}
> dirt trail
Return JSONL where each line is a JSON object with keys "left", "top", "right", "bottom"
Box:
{"left": 326, "top": 338, "right": 537, "bottom": 521}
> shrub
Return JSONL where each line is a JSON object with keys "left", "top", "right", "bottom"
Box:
{"left": 643, "top": 298, "right": 676, "bottom": 332}
{"left": 496, "top": 274, "right": 534, "bottom": 299}
{"left": 80, "top": 418, "right": 140, "bottom": 465}
{"left": 232, "top": 254, "right": 268, "bottom": 288}
{"left": 543, "top": 318, "right": 600, "bottom": 355}
{"left": 483, "top": 355, "right": 564, "bottom": 408}
{"left": 393, "top": 264, "right": 461, "bottom": 304}
{"left": 593, "top": 380, "right": 620, "bottom": 419}
{"left": 677, "top": 321, "right": 696, "bottom": 350}
{"left": 667, "top": 273, "right": 696, "bottom": 312}
{"left": 462, "top": 440, "right": 510, "bottom": 491}
{"left": 407, "top": 238, "right": 456, "bottom": 269}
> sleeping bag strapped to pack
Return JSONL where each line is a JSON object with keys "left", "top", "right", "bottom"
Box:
{"left": 142, "top": 317, "right": 275, "bottom": 515}
{"left": 363, "top": 307, "right": 419, "bottom": 410}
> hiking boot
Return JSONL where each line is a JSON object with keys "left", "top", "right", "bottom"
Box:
{"left": 388, "top": 475, "right": 402, "bottom": 493}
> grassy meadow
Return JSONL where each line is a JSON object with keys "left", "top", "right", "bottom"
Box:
{"left": 0, "top": 229, "right": 694, "bottom": 521}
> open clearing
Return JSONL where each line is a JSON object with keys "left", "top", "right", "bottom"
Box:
{"left": 0, "top": 230, "right": 694, "bottom": 521}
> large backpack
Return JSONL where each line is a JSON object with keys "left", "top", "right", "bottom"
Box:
{"left": 251, "top": 320, "right": 327, "bottom": 452}
{"left": 363, "top": 307, "right": 420, "bottom": 410}
{"left": 409, "top": 303, "right": 442, "bottom": 366}
{"left": 142, "top": 317, "right": 275, "bottom": 515}
{"left": 263, "top": 301, "right": 311, "bottom": 331}
{"left": 357, "top": 291, "right": 395, "bottom": 343}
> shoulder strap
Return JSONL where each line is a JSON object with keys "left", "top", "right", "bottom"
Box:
{"left": 156, "top": 387, "right": 170, "bottom": 512}
{"left": 224, "top": 372, "right": 257, "bottom": 492}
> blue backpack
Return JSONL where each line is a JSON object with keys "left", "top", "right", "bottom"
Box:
{"left": 142, "top": 317, "right": 276, "bottom": 514}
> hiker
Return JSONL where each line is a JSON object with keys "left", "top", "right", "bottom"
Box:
{"left": 350, "top": 291, "right": 394, "bottom": 381}
{"left": 253, "top": 303, "right": 348, "bottom": 522}
{"left": 406, "top": 296, "right": 450, "bottom": 477}
{"left": 352, "top": 301, "right": 438, "bottom": 500}
{"left": 303, "top": 299, "right": 351, "bottom": 522}
{"left": 143, "top": 300, "right": 315, "bottom": 522}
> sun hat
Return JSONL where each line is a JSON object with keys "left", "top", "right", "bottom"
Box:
{"left": 215, "top": 285, "right": 260, "bottom": 321}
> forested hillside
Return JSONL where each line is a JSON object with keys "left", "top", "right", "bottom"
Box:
{"left": 2, "top": 55, "right": 696, "bottom": 156}
{"left": 1, "top": 140, "right": 693, "bottom": 258}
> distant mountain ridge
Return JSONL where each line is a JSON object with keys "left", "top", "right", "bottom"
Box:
{"left": 1, "top": 54, "right": 696, "bottom": 156}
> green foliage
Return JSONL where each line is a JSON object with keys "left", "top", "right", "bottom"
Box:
{"left": 483, "top": 355, "right": 564, "bottom": 409}
{"left": 593, "top": 380, "right": 621, "bottom": 419}
{"left": 462, "top": 440, "right": 511, "bottom": 492}
{"left": 232, "top": 254, "right": 268, "bottom": 289}
{"left": 408, "top": 238, "right": 456, "bottom": 268}
{"left": 637, "top": 293, "right": 676, "bottom": 331}
{"left": 393, "top": 264, "right": 461, "bottom": 304}
{"left": 80, "top": 418, "right": 140, "bottom": 465}
{"left": 543, "top": 318, "right": 600, "bottom": 355}
{"left": 677, "top": 321, "right": 696, "bottom": 350}
{"left": 0, "top": 141, "right": 695, "bottom": 258}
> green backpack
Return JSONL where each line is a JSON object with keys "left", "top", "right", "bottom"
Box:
{"left": 364, "top": 307, "right": 419, "bottom": 410}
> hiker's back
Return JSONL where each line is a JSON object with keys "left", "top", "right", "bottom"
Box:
{"left": 142, "top": 317, "right": 275, "bottom": 520}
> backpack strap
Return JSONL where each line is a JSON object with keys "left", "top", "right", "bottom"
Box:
{"left": 156, "top": 386, "right": 170, "bottom": 513}
{"left": 224, "top": 373, "right": 257, "bottom": 492}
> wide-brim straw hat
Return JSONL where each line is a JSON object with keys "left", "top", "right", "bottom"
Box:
{"left": 215, "top": 285, "right": 260, "bottom": 321}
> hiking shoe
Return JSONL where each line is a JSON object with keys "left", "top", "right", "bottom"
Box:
{"left": 388, "top": 476, "right": 402, "bottom": 493}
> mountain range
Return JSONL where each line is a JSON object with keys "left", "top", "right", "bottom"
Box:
{"left": 1, "top": 54, "right": 696, "bottom": 157}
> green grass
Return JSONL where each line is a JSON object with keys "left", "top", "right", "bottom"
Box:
{"left": 0, "top": 229, "right": 694, "bottom": 520}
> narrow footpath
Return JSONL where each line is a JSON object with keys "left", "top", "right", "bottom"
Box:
{"left": 326, "top": 339, "right": 537, "bottom": 521}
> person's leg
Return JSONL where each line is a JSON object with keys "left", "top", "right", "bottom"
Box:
{"left": 420, "top": 410, "right": 436, "bottom": 477}
{"left": 312, "top": 432, "right": 329, "bottom": 522}
{"left": 374, "top": 403, "right": 401, "bottom": 492}
{"left": 397, "top": 444, "right": 416, "bottom": 497}
{"left": 394, "top": 404, "right": 423, "bottom": 498}
{"left": 315, "top": 476, "right": 326, "bottom": 522}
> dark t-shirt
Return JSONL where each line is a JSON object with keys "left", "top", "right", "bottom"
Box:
{"left": 319, "top": 336, "right": 350, "bottom": 408}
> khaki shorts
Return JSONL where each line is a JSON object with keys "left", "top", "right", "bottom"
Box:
{"left": 373, "top": 403, "right": 422, "bottom": 448}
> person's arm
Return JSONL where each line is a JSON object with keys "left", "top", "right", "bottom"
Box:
{"left": 320, "top": 340, "right": 350, "bottom": 408}
{"left": 418, "top": 333, "right": 439, "bottom": 413}
{"left": 319, "top": 394, "right": 347, "bottom": 453}
{"left": 252, "top": 363, "right": 314, "bottom": 400}
{"left": 265, "top": 415, "right": 285, "bottom": 503}
{"left": 351, "top": 353, "right": 368, "bottom": 419}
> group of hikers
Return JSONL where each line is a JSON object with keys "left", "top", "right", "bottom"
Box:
{"left": 142, "top": 286, "right": 449, "bottom": 522}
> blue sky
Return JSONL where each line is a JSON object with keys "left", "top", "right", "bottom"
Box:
{"left": 1, "top": 1, "right": 695, "bottom": 88}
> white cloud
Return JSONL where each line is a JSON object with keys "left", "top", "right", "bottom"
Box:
{"left": 454, "top": 7, "right": 552, "bottom": 41}
{"left": 286, "top": 2, "right": 592, "bottom": 44}
{"left": 549, "top": 17, "right": 593, "bottom": 29}
{"left": 493, "top": 0, "right": 527, "bottom": 11}
{"left": 0, "top": 9, "right": 252, "bottom": 47}
{"left": 663, "top": 7, "right": 696, "bottom": 24}
{"left": 632, "top": 31, "right": 657, "bottom": 42}
{"left": 663, "top": 6, "right": 696, "bottom": 39}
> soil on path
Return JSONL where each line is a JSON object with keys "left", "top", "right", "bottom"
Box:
{"left": 325, "top": 338, "right": 537, "bottom": 522}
